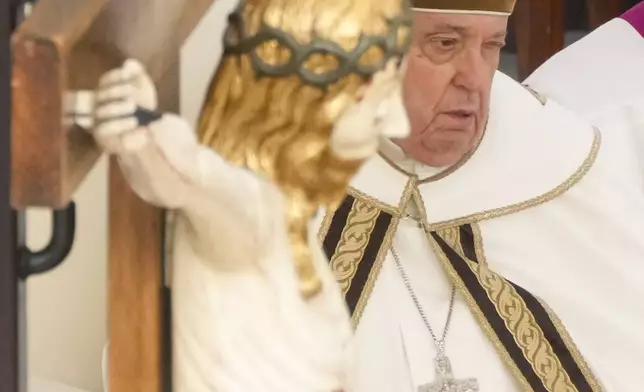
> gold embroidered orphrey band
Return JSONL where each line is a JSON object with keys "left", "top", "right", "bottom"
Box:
{"left": 318, "top": 191, "right": 399, "bottom": 328}
{"left": 319, "top": 192, "right": 601, "bottom": 391}
{"left": 431, "top": 225, "right": 602, "bottom": 392}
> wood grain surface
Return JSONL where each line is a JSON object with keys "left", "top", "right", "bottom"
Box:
{"left": 104, "top": 2, "right": 214, "bottom": 390}
{"left": 513, "top": 0, "right": 565, "bottom": 80}
{"left": 107, "top": 56, "right": 180, "bottom": 392}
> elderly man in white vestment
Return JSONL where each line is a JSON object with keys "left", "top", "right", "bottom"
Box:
{"left": 318, "top": 0, "right": 644, "bottom": 391}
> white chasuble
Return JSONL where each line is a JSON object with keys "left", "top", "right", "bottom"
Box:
{"left": 319, "top": 72, "right": 644, "bottom": 392}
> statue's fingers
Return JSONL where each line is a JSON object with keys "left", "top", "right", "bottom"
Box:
{"left": 98, "top": 66, "right": 127, "bottom": 89}
{"left": 122, "top": 59, "right": 146, "bottom": 78}
{"left": 63, "top": 91, "right": 95, "bottom": 130}
{"left": 64, "top": 90, "right": 95, "bottom": 116}
{"left": 124, "top": 60, "right": 158, "bottom": 110}
{"left": 96, "top": 84, "right": 134, "bottom": 104}
{"left": 64, "top": 112, "right": 94, "bottom": 130}
{"left": 363, "top": 80, "right": 398, "bottom": 106}
{"left": 385, "top": 57, "right": 398, "bottom": 73}
{"left": 95, "top": 99, "right": 137, "bottom": 122}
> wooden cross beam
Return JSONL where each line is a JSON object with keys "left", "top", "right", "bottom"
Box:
{"left": 9, "top": 0, "right": 215, "bottom": 391}
{"left": 12, "top": 0, "right": 214, "bottom": 208}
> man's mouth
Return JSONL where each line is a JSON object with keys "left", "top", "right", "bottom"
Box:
{"left": 444, "top": 109, "right": 475, "bottom": 119}
{"left": 439, "top": 110, "right": 476, "bottom": 128}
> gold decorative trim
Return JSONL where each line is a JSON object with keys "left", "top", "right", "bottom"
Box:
{"left": 317, "top": 185, "right": 395, "bottom": 245}
{"left": 468, "top": 258, "right": 578, "bottom": 391}
{"left": 318, "top": 178, "right": 416, "bottom": 328}
{"left": 471, "top": 222, "right": 487, "bottom": 265}
{"left": 424, "top": 223, "right": 533, "bottom": 391}
{"left": 331, "top": 200, "right": 381, "bottom": 294}
{"left": 317, "top": 207, "right": 337, "bottom": 243}
{"left": 427, "top": 127, "right": 601, "bottom": 231}
{"left": 427, "top": 220, "right": 602, "bottom": 391}
{"left": 348, "top": 187, "right": 400, "bottom": 216}
{"left": 350, "top": 177, "right": 416, "bottom": 328}
{"left": 431, "top": 226, "right": 467, "bottom": 258}
{"left": 350, "top": 216, "right": 398, "bottom": 328}
{"left": 412, "top": 192, "right": 531, "bottom": 390}
{"left": 538, "top": 299, "right": 603, "bottom": 392}
{"left": 412, "top": 0, "right": 516, "bottom": 13}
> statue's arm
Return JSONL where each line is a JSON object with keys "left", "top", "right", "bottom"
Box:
{"left": 78, "top": 59, "right": 256, "bottom": 213}
{"left": 101, "top": 113, "right": 199, "bottom": 209}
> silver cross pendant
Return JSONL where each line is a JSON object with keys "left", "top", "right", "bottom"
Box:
{"left": 418, "top": 354, "right": 479, "bottom": 392}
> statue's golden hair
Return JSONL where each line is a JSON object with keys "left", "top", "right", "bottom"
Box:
{"left": 198, "top": 0, "right": 408, "bottom": 297}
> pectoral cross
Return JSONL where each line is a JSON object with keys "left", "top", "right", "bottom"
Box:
{"left": 418, "top": 354, "right": 479, "bottom": 392}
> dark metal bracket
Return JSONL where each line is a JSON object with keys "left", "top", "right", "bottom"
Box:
{"left": 1, "top": 2, "right": 80, "bottom": 391}
{"left": 19, "top": 203, "right": 76, "bottom": 278}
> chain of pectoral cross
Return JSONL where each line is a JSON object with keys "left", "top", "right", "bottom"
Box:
{"left": 394, "top": 207, "right": 479, "bottom": 392}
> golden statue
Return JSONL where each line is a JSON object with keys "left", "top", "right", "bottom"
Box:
{"left": 200, "top": 0, "right": 413, "bottom": 297}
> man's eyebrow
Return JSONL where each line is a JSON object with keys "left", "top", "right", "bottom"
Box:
{"left": 491, "top": 30, "right": 508, "bottom": 39}
{"left": 422, "top": 25, "right": 508, "bottom": 40}
{"left": 424, "top": 23, "right": 469, "bottom": 35}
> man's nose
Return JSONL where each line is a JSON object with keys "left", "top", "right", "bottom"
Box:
{"left": 452, "top": 48, "right": 487, "bottom": 92}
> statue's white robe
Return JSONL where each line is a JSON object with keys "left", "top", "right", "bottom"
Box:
{"left": 103, "top": 114, "right": 353, "bottom": 392}
{"left": 333, "top": 14, "right": 644, "bottom": 392}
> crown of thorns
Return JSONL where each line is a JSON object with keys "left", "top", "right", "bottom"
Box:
{"left": 223, "top": 0, "right": 412, "bottom": 87}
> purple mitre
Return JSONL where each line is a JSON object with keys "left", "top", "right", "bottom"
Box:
{"left": 622, "top": 1, "right": 644, "bottom": 36}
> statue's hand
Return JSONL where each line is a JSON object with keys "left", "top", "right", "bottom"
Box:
{"left": 331, "top": 58, "right": 409, "bottom": 160}
{"left": 90, "top": 59, "right": 160, "bottom": 153}
{"left": 359, "top": 58, "right": 401, "bottom": 108}
{"left": 67, "top": 59, "right": 207, "bottom": 209}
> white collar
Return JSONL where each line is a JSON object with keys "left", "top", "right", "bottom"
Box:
{"left": 350, "top": 72, "right": 600, "bottom": 228}
{"left": 378, "top": 138, "right": 445, "bottom": 179}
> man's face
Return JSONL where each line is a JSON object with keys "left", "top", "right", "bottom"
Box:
{"left": 398, "top": 12, "right": 508, "bottom": 167}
